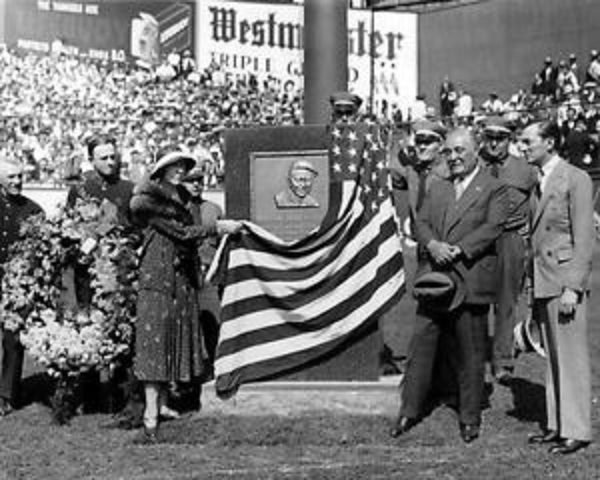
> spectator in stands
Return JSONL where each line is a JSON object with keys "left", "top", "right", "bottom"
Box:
{"left": 585, "top": 50, "right": 600, "bottom": 84}
{"left": 439, "top": 76, "right": 457, "bottom": 119}
{"left": 455, "top": 90, "right": 473, "bottom": 124}
{"left": 539, "top": 57, "right": 558, "bottom": 99}
{"left": 482, "top": 92, "right": 504, "bottom": 114}
{"left": 562, "top": 115, "right": 595, "bottom": 170}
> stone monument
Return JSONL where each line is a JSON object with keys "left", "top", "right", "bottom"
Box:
{"left": 224, "top": 125, "right": 381, "bottom": 381}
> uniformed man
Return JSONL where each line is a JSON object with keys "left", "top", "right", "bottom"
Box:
{"left": 0, "top": 158, "right": 44, "bottom": 415}
{"left": 480, "top": 116, "right": 537, "bottom": 384}
{"left": 387, "top": 119, "right": 452, "bottom": 383}
{"left": 329, "top": 91, "right": 362, "bottom": 124}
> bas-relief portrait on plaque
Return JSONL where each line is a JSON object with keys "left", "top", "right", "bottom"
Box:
{"left": 250, "top": 150, "right": 329, "bottom": 241}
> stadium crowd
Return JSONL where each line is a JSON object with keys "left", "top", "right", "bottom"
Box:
{"left": 0, "top": 46, "right": 303, "bottom": 188}
{"left": 1, "top": 46, "right": 599, "bottom": 190}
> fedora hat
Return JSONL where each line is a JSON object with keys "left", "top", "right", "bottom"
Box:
{"left": 513, "top": 314, "right": 545, "bottom": 358}
{"left": 413, "top": 262, "right": 466, "bottom": 312}
{"left": 150, "top": 145, "right": 196, "bottom": 179}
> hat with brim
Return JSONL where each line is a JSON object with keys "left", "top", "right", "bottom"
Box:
{"left": 412, "top": 119, "right": 446, "bottom": 141}
{"left": 483, "top": 116, "right": 512, "bottom": 136}
{"left": 413, "top": 262, "right": 466, "bottom": 312}
{"left": 330, "top": 91, "right": 363, "bottom": 110}
{"left": 513, "top": 314, "right": 545, "bottom": 357}
{"left": 150, "top": 150, "right": 196, "bottom": 179}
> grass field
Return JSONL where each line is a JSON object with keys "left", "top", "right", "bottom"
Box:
{"left": 3, "top": 252, "right": 600, "bottom": 479}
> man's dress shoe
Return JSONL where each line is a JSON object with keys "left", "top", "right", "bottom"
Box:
{"left": 527, "top": 430, "right": 560, "bottom": 444}
{"left": 459, "top": 423, "right": 480, "bottom": 443}
{"left": 389, "top": 416, "right": 418, "bottom": 438}
{"left": 549, "top": 438, "right": 590, "bottom": 455}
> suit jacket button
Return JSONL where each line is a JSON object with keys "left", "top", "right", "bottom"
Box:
{"left": 547, "top": 251, "right": 552, "bottom": 256}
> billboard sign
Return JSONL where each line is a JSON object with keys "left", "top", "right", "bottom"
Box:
{"left": 196, "top": 1, "right": 418, "bottom": 112}
{"left": 5, "top": 0, "right": 195, "bottom": 63}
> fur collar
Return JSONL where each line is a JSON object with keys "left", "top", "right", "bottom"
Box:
{"left": 131, "top": 180, "right": 192, "bottom": 223}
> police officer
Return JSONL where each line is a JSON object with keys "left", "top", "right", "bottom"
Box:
{"left": 480, "top": 116, "right": 537, "bottom": 384}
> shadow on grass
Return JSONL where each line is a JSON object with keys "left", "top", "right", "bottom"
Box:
{"left": 505, "top": 377, "right": 546, "bottom": 425}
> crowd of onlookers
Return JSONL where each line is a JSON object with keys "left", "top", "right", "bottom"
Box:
{"left": 0, "top": 46, "right": 303, "bottom": 188}
{"left": 411, "top": 50, "right": 600, "bottom": 171}
{"left": 2, "top": 45, "right": 600, "bottom": 189}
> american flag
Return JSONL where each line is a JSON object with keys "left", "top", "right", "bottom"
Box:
{"left": 211, "top": 123, "right": 405, "bottom": 398}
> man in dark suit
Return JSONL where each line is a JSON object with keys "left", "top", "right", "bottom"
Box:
{"left": 66, "top": 134, "right": 141, "bottom": 422}
{"left": 480, "top": 117, "right": 537, "bottom": 383}
{"left": 390, "top": 127, "right": 508, "bottom": 443}
{"left": 0, "top": 158, "right": 44, "bottom": 415}
{"left": 520, "top": 121, "right": 594, "bottom": 455}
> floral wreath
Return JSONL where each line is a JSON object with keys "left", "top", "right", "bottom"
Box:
{"left": 0, "top": 196, "right": 138, "bottom": 378}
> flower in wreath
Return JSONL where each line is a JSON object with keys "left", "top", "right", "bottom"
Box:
{"left": 0, "top": 195, "right": 138, "bottom": 378}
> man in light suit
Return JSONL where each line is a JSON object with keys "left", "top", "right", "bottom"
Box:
{"left": 390, "top": 128, "right": 508, "bottom": 443}
{"left": 520, "top": 120, "right": 594, "bottom": 455}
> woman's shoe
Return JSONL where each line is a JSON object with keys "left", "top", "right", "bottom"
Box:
{"left": 159, "top": 406, "right": 181, "bottom": 420}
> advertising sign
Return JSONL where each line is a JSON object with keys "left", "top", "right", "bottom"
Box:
{"left": 195, "top": 1, "right": 417, "bottom": 112}
{"left": 4, "top": 0, "right": 195, "bottom": 63}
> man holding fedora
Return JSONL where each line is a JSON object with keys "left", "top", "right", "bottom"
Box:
{"left": 480, "top": 116, "right": 538, "bottom": 384}
{"left": 390, "top": 127, "right": 508, "bottom": 443}
{"left": 519, "top": 120, "right": 594, "bottom": 455}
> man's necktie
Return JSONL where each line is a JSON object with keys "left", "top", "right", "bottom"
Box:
{"left": 536, "top": 167, "right": 544, "bottom": 198}
{"left": 454, "top": 178, "right": 464, "bottom": 200}
{"left": 490, "top": 162, "right": 499, "bottom": 178}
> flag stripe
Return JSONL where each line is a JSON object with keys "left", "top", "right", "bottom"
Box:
{"left": 225, "top": 198, "right": 364, "bottom": 275}
{"left": 222, "top": 201, "right": 395, "bottom": 300}
{"left": 215, "top": 290, "right": 400, "bottom": 395}
{"left": 215, "top": 260, "right": 405, "bottom": 377}
{"left": 217, "top": 250, "right": 404, "bottom": 359}
{"left": 220, "top": 217, "right": 401, "bottom": 324}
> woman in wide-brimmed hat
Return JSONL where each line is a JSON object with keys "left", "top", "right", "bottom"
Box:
{"left": 130, "top": 145, "right": 241, "bottom": 444}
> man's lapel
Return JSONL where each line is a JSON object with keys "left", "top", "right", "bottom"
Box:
{"left": 443, "top": 168, "right": 487, "bottom": 237}
{"left": 531, "top": 158, "right": 568, "bottom": 232}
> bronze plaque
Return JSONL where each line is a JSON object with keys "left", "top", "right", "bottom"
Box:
{"left": 250, "top": 150, "right": 329, "bottom": 242}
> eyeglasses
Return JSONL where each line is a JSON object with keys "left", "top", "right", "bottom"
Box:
{"left": 97, "top": 154, "right": 117, "bottom": 161}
